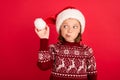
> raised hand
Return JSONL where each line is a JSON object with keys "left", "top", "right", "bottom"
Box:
{"left": 35, "top": 25, "right": 50, "bottom": 39}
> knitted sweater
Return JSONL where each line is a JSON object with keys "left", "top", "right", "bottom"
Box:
{"left": 37, "top": 39, "right": 97, "bottom": 80}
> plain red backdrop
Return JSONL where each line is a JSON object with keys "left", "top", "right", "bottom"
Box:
{"left": 0, "top": 0, "right": 120, "bottom": 80}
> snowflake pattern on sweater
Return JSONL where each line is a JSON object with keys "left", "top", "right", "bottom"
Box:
{"left": 38, "top": 40, "right": 97, "bottom": 80}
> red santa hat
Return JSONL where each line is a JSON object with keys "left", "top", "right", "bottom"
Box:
{"left": 56, "top": 8, "right": 85, "bottom": 34}
{"left": 34, "top": 7, "right": 85, "bottom": 34}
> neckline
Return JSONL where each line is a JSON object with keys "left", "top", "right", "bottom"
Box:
{"left": 61, "top": 41, "right": 80, "bottom": 46}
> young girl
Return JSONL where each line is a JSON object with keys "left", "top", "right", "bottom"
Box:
{"left": 35, "top": 7, "right": 97, "bottom": 80}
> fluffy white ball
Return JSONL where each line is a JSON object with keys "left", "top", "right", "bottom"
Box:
{"left": 34, "top": 18, "right": 46, "bottom": 30}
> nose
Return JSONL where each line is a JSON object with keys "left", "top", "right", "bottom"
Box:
{"left": 68, "top": 27, "right": 72, "bottom": 33}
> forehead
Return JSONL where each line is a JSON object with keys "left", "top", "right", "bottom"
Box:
{"left": 62, "top": 18, "right": 80, "bottom": 25}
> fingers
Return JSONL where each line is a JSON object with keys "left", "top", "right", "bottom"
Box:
{"left": 35, "top": 28, "right": 38, "bottom": 33}
{"left": 35, "top": 27, "right": 42, "bottom": 32}
{"left": 34, "top": 25, "right": 50, "bottom": 39}
{"left": 46, "top": 25, "right": 49, "bottom": 31}
{"left": 35, "top": 25, "right": 49, "bottom": 32}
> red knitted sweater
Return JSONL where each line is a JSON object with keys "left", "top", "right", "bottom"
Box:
{"left": 37, "top": 39, "right": 97, "bottom": 80}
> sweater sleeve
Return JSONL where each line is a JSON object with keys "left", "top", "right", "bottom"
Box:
{"left": 86, "top": 47, "right": 97, "bottom": 80}
{"left": 37, "top": 39, "right": 53, "bottom": 71}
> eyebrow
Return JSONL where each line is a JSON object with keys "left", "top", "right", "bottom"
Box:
{"left": 62, "top": 22, "right": 79, "bottom": 25}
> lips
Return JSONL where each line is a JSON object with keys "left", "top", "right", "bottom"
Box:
{"left": 66, "top": 34, "right": 71, "bottom": 37}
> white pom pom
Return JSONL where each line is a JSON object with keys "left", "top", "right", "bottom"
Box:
{"left": 34, "top": 18, "right": 46, "bottom": 30}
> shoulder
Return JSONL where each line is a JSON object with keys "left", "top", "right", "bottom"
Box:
{"left": 80, "top": 43, "right": 94, "bottom": 57}
{"left": 49, "top": 42, "right": 63, "bottom": 52}
{"left": 49, "top": 42, "right": 61, "bottom": 48}
{"left": 48, "top": 42, "right": 63, "bottom": 53}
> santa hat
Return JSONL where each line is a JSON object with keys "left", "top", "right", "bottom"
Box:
{"left": 56, "top": 8, "right": 85, "bottom": 34}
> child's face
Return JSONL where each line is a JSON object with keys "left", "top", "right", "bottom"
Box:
{"left": 60, "top": 18, "right": 81, "bottom": 42}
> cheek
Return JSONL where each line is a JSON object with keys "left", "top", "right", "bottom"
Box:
{"left": 73, "top": 30, "right": 80, "bottom": 36}
{"left": 61, "top": 30, "right": 66, "bottom": 36}
{"left": 74, "top": 33, "right": 79, "bottom": 37}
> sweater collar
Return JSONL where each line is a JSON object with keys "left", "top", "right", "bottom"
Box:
{"left": 61, "top": 41, "right": 80, "bottom": 46}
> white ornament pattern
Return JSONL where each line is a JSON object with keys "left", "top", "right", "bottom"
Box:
{"left": 38, "top": 51, "right": 51, "bottom": 63}
{"left": 38, "top": 43, "right": 97, "bottom": 79}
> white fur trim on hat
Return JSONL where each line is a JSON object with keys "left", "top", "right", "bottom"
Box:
{"left": 56, "top": 8, "right": 85, "bottom": 34}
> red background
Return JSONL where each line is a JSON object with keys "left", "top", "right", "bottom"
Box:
{"left": 0, "top": 0, "right": 120, "bottom": 80}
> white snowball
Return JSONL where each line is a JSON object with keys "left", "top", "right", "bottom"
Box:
{"left": 34, "top": 18, "right": 46, "bottom": 30}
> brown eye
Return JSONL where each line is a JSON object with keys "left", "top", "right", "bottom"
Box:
{"left": 63, "top": 25, "right": 68, "bottom": 29}
{"left": 73, "top": 26, "right": 78, "bottom": 29}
